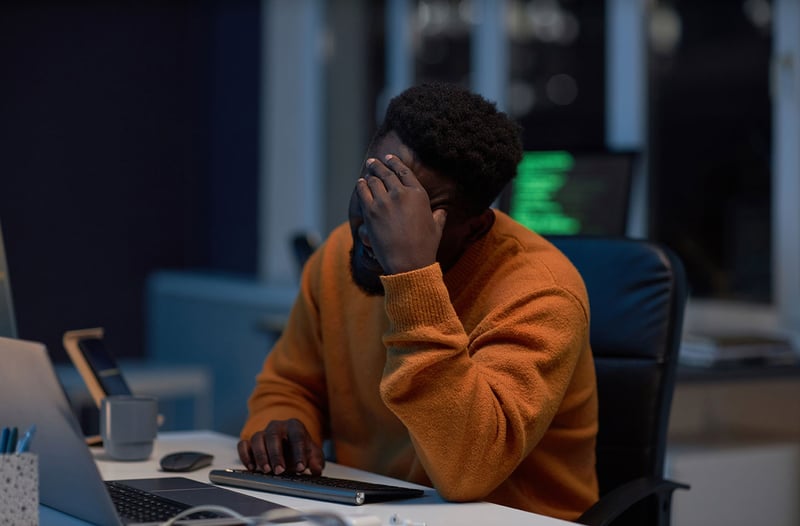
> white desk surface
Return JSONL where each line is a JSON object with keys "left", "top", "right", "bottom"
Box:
{"left": 40, "top": 430, "right": 572, "bottom": 526}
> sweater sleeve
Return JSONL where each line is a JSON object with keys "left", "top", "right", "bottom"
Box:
{"left": 240, "top": 254, "right": 328, "bottom": 445}
{"left": 378, "top": 262, "right": 589, "bottom": 502}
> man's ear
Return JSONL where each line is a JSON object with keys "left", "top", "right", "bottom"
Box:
{"left": 465, "top": 209, "right": 496, "bottom": 243}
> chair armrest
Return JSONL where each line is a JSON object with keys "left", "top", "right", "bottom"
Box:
{"left": 576, "top": 477, "right": 690, "bottom": 526}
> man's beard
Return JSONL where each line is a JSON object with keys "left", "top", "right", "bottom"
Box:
{"left": 349, "top": 246, "right": 385, "bottom": 296}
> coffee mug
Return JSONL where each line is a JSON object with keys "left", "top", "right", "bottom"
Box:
{"left": 100, "top": 395, "right": 158, "bottom": 461}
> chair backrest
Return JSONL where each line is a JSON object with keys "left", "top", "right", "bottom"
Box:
{"left": 548, "top": 236, "right": 688, "bottom": 525}
{"left": 290, "top": 231, "right": 321, "bottom": 278}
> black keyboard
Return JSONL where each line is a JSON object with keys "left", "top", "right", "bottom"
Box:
{"left": 106, "top": 481, "right": 223, "bottom": 524}
{"left": 209, "top": 469, "right": 425, "bottom": 506}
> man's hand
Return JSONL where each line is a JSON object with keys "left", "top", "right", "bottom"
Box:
{"left": 237, "top": 418, "right": 325, "bottom": 475}
{"left": 356, "top": 154, "right": 447, "bottom": 275}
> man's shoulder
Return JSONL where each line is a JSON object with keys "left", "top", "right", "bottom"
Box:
{"left": 488, "top": 211, "right": 572, "bottom": 267}
{"left": 484, "top": 212, "right": 588, "bottom": 298}
{"left": 311, "top": 223, "right": 351, "bottom": 258}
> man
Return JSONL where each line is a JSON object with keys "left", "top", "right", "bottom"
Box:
{"left": 239, "top": 83, "right": 598, "bottom": 520}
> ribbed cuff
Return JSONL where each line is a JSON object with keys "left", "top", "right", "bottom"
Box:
{"left": 379, "top": 263, "right": 454, "bottom": 331}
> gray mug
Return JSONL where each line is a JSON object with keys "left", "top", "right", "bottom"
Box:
{"left": 100, "top": 395, "right": 158, "bottom": 461}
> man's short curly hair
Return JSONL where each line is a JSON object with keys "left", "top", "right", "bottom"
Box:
{"left": 375, "top": 82, "right": 523, "bottom": 215}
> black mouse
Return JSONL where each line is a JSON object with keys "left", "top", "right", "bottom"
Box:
{"left": 159, "top": 451, "right": 214, "bottom": 472}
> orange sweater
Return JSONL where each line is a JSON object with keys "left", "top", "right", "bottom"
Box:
{"left": 242, "top": 210, "right": 598, "bottom": 520}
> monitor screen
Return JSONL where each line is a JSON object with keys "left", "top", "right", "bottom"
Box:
{"left": 500, "top": 150, "right": 635, "bottom": 236}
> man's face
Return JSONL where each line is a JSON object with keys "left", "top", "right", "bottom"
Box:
{"left": 348, "top": 131, "right": 473, "bottom": 295}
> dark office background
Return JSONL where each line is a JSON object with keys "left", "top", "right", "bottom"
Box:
{"left": 0, "top": 0, "right": 775, "bottom": 362}
{"left": 648, "top": 1, "right": 772, "bottom": 303}
{"left": 0, "top": 1, "right": 260, "bottom": 362}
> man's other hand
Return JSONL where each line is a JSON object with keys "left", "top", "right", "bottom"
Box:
{"left": 237, "top": 418, "right": 325, "bottom": 476}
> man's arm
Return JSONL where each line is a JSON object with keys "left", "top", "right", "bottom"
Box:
{"left": 238, "top": 256, "right": 329, "bottom": 475}
{"left": 378, "top": 264, "right": 591, "bottom": 502}
{"left": 359, "top": 153, "right": 591, "bottom": 500}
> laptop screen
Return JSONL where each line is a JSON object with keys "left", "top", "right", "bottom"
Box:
{"left": 0, "top": 222, "right": 18, "bottom": 338}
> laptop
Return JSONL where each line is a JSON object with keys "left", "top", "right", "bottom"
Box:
{"left": 0, "top": 222, "right": 18, "bottom": 338}
{"left": 0, "top": 336, "right": 286, "bottom": 525}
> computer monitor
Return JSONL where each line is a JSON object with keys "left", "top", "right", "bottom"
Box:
{"left": 0, "top": 221, "right": 18, "bottom": 338}
{"left": 499, "top": 149, "right": 635, "bottom": 236}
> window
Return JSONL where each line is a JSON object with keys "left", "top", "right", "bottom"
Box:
{"left": 508, "top": 0, "right": 607, "bottom": 150}
{"left": 353, "top": 0, "right": 800, "bottom": 338}
{"left": 648, "top": 1, "right": 773, "bottom": 304}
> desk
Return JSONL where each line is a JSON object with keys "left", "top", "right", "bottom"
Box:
{"left": 677, "top": 361, "right": 800, "bottom": 383}
{"left": 668, "top": 363, "right": 800, "bottom": 526}
{"left": 40, "top": 431, "right": 572, "bottom": 526}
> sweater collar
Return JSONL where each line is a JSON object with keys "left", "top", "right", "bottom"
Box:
{"left": 442, "top": 209, "right": 501, "bottom": 292}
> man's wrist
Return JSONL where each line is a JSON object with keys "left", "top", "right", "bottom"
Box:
{"left": 380, "top": 263, "right": 455, "bottom": 329}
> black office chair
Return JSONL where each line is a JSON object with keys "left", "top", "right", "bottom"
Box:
{"left": 547, "top": 236, "right": 690, "bottom": 526}
{"left": 290, "top": 231, "right": 321, "bottom": 278}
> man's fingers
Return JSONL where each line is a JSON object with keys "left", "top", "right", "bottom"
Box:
{"left": 247, "top": 420, "right": 323, "bottom": 476}
{"left": 355, "top": 177, "right": 373, "bottom": 205}
{"left": 365, "top": 157, "right": 404, "bottom": 191}
{"left": 251, "top": 418, "right": 323, "bottom": 476}
{"left": 364, "top": 170, "right": 390, "bottom": 195}
{"left": 306, "top": 441, "right": 326, "bottom": 475}
{"left": 237, "top": 439, "right": 256, "bottom": 471}
{"left": 264, "top": 425, "right": 289, "bottom": 474}
{"left": 432, "top": 208, "right": 448, "bottom": 233}
{"left": 285, "top": 418, "right": 326, "bottom": 475}
{"left": 248, "top": 431, "right": 272, "bottom": 473}
{"left": 383, "top": 154, "right": 421, "bottom": 188}
{"left": 286, "top": 419, "right": 311, "bottom": 473}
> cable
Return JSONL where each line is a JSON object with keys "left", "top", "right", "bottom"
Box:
{"left": 157, "top": 505, "right": 353, "bottom": 525}
{"left": 159, "top": 505, "right": 253, "bottom": 525}
{"left": 389, "top": 513, "right": 427, "bottom": 526}
{"left": 259, "top": 508, "right": 348, "bottom": 525}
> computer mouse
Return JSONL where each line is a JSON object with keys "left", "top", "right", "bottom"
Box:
{"left": 159, "top": 451, "right": 214, "bottom": 472}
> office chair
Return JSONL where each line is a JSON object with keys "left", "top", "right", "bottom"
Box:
{"left": 547, "top": 236, "right": 690, "bottom": 526}
{"left": 290, "top": 231, "right": 321, "bottom": 277}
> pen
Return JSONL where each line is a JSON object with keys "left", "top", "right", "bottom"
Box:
{"left": 6, "top": 427, "right": 18, "bottom": 454}
{"left": 0, "top": 427, "right": 9, "bottom": 454}
{"left": 16, "top": 424, "right": 36, "bottom": 453}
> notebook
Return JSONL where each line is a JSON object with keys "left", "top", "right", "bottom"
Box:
{"left": 0, "top": 336, "right": 285, "bottom": 525}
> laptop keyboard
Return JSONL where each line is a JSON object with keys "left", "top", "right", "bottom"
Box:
{"left": 106, "top": 481, "right": 223, "bottom": 523}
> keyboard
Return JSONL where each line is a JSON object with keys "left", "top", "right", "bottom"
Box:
{"left": 106, "top": 481, "right": 223, "bottom": 524}
{"left": 208, "top": 469, "right": 425, "bottom": 506}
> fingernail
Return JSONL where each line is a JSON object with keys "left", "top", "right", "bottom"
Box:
{"left": 274, "top": 465, "right": 285, "bottom": 475}
{"left": 366, "top": 158, "right": 375, "bottom": 166}
{"left": 261, "top": 464, "right": 272, "bottom": 474}
{"left": 296, "top": 462, "right": 306, "bottom": 472}
{"left": 384, "top": 154, "right": 393, "bottom": 161}
{"left": 302, "top": 468, "right": 311, "bottom": 475}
